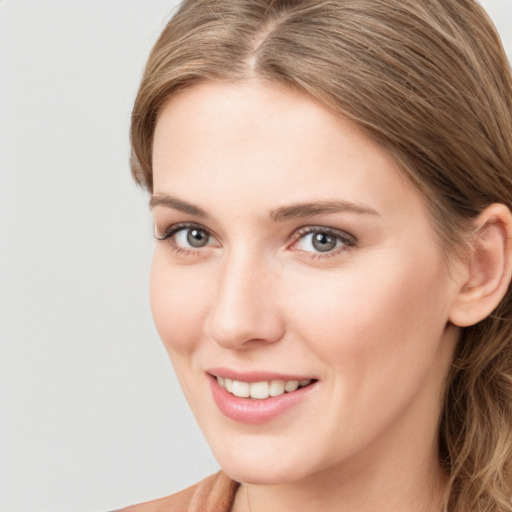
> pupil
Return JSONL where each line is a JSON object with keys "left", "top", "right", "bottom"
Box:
{"left": 187, "top": 228, "right": 208, "bottom": 248}
{"left": 312, "top": 232, "right": 336, "bottom": 252}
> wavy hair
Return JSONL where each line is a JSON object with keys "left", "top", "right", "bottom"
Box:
{"left": 130, "top": 1, "right": 512, "bottom": 510}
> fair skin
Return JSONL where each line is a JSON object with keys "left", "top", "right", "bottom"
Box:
{"left": 149, "top": 80, "right": 512, "bottom": 512}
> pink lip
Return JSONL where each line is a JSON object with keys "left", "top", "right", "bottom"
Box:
{"left": 207, "top": 367, "right": 316, "bottom": 383}
{"left": 208, "top": 373, "right": 317, "bottom": 425}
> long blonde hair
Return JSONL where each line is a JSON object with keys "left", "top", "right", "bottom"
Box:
{"left": 130, "top": 1, "right": 512, "bottom": 510}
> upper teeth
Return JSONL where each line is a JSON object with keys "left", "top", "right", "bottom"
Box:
{"left": 217, "top": 376, "right": 312, "bottom": 399}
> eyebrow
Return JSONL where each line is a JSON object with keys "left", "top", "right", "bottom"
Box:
{"left": 270, "top": 200, "right": 379, "bottom": 222}
{"left": 149, "top": 194, "right": 207, "bottom": 217}
{"left": 149, "top": 194, "right": 379, "bottom": 221}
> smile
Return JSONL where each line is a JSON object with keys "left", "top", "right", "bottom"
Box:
{"left": 209, "top": 372, "right": 318, "bottom": 424}
{"left": 216, "top": 376, "right": 312, "bottom": 400}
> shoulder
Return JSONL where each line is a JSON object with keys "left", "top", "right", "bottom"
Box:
{"left": 117, "top": 471, "right": 240, "bottom": 512}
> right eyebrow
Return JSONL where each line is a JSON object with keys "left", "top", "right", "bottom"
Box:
{"left": 270, "top": 200, "right": 380, "bottom": 222}
{"left": 149, "top": 194, "right": 207, "bottom": 217}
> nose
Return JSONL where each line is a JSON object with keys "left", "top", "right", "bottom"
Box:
{"left": 203, "top": 251, "right": 285, "bottom": 349}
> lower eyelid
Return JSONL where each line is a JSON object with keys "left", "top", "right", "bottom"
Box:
{"left": 301, "top": 248, "right": 346, "bottom": 261}
{"left": 155, "top": 224, "right": 356, "bottom": 258}
{"left": 291, "top": 228, "right": 356, "bottom": 250}
{"left": 154, "top": 223, "right": 222, "bottom": 257}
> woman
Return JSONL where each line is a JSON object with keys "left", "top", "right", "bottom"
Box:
{"left": 122, "top": 0, "right": 512, "bottom": 511}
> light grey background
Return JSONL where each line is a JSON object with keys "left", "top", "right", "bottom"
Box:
{"left": 0, "top": 1, "right": 510, "bottom": 511}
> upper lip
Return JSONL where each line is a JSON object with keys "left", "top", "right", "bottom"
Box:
{"left": 207, "top": 367, "right": 317, "bottom": 383}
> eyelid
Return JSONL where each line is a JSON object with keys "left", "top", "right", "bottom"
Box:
{"left": 289, "top": 225, "right": 357, "bottom": 254}
{"left": 154, "top": 222, "right": 356, "bottom": 258}
{"left": 154, "top": 222, "right": 190, "bottom": 241}
{"left": 154, "top": 222, "right": 219, "bottom": 247}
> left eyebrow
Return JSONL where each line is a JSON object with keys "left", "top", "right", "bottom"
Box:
{"left": 149, "top": 194, "right": 207, "bottom": 217}
{"left": 270, "top": 200, "right": 380, "bottom": 222}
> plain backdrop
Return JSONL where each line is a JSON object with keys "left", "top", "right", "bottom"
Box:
{"left": 0, "top": 1, "right": 511, "bottom": 511}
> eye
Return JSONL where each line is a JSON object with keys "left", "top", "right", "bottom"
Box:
{"left": 155, "top": 223, "right": 216, "bottom": 251}
{"left": 175, "top": 227, "right": 211, "bottom": 248}
{"left": 292, "top": 227, "right": 356, "bottom": 254}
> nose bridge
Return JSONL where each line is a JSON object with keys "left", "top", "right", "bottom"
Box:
{"left": 204, "top": 245, "right": 283, "bottom": 349}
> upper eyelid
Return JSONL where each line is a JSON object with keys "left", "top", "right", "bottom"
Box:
{"left": 288, "top": 227, "right": 358, "bottom": 261}
{"left": 291, "top": 225, "right": 357, "bottom": 243}
{"left": 154, "top": 222, "right": 357, "bottom": 249}
{"left": 154, "top": 221, "right": 213, "bottom": 241}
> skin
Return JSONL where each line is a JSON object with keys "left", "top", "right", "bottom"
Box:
{"left": 149, "top": 80, "right": 466, "bottom": 512}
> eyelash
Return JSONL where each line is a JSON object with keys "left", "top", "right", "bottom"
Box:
{"left": 289, "top": 226, "right": 357, "bottom": 260}
{"left": 154, "top": 222, "right": 211, "bottom": 256}
{"left": 154, "top": 222, "right": 357, "bottom": 259}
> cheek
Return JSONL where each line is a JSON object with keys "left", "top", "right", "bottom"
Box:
{"left": 281, "top": 254, "right": 454, "bottom": 449}
{"left": 286, "top": 251, "right": 452, "bottom": 372}
{"left": 149, "top": 253, "right": 213, "bottom": 357}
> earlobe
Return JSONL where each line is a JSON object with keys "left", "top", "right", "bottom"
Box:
{"left": 449, "top": 203, "right": 512, "bottom": 328}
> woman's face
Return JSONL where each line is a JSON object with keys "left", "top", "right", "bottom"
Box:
{"left": 150, "top": 80, "right": 461, "bottom": 485}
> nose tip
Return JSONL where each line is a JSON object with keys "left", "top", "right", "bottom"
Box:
{"left": 203, "top": 264, "right": 285, "bottom": 349}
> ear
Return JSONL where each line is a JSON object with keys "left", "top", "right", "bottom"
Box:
{"left": 449, "top": 203, "right": 512, "bottom": 327}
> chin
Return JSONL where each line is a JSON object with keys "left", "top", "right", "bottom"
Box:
{"left": 207, "top": 438, "right": 318, "bottom": 485}
{"left": 220, "top": 460, "right": 307, "bottom": 486}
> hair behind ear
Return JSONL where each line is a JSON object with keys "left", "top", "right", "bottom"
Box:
{"left": 442, "top": 205, "right": 512, "bottom": 512}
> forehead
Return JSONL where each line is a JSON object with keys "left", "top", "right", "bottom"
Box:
{"left": 152, "top": 80, "right": 427, "bottom": 224}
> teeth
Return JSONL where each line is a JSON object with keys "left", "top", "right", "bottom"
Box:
{"left": 284, "top": 380, "right": 299, "bottom": 392}
{"left": 216, "top": 376, "right": 312, "bottom": 399}
{"left": 269, "top": 380, "right": 285, "bottom": 396}
{"left": 250, "top": 381, "right": 270, "bottom": 399}
{"left": 231, "top": 380, "right": 250, "bottom": 398}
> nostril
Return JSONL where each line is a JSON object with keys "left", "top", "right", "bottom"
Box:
{"left": 204, "top": 302, "right": 285, "bottom": 349}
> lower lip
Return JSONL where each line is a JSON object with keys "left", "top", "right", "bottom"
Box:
{"left": 209, "top": 376, "right": 317, "bottom": 425}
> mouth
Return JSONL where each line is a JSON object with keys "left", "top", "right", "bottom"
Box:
{"left": 207, "top": 370, "right": 318, "bottom": 424}
{"left": 215, "top": 376, "right": 314, "bottom": 400}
